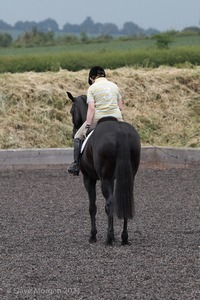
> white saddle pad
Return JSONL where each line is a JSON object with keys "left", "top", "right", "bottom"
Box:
{"left": 81, "top": 130, "right": 94, "bottom": 153}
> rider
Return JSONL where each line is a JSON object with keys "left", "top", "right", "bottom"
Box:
{"left": 68, "top": 66, "right": 123, "bottom": 176}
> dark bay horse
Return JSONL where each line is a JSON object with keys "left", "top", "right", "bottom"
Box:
{"left": 67, "top": 91, "right": 141, "bottom": 245}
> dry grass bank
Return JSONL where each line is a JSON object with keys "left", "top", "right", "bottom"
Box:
{"left": 0, "top": 67, "right": 199, "bottom": 149}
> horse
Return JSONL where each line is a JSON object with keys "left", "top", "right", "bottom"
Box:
{"left": 67, "top": 91, "right": 141, "bottom": 245}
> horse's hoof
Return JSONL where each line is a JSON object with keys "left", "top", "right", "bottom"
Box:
{"left": 121, "top": 240, "right": 131, "bottom": 246}
{"left": 89, "top": 236, "right": 97, "bottom": 243}
{"left": 106, "top": 238, "right": 114, "bottom": 246}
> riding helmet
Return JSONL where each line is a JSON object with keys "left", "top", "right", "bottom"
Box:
{"left": 88, "top": 66, "right": 106, "bottom": 85}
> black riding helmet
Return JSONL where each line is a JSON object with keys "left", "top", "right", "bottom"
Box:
{"left": 88, "top": 66, "right": 106, "bottom": 85}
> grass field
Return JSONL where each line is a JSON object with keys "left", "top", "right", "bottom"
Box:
{"left": 0, "top": 35, "right": 200, "bottom": 56}
{"left": 0, "top": 35, "right": 200, "bottom": 73}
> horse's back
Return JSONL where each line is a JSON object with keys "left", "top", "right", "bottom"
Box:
{"left": 81, "top": 120, "right": 141, "bottom": 179}
{"left": 93, "top": 120, "right": 140, "bottom": 154}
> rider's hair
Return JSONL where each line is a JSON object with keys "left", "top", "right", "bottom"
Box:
{"left": 88, "top": 66, "right": 106, "bottom": 85}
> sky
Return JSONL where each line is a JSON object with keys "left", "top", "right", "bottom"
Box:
{"left": 1, "top": 0, "right": 200, "bottom": 32}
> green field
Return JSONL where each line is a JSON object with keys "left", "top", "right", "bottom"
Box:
{"left": 0, "top": 35, "right": 200, "bottom": 55}
{"left": 0, "top": 35, "right": 200, "bottom": 73}
{"left": 1, "top": 38, "right": 156, "bottom": 57}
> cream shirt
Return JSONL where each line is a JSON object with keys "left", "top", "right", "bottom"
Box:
{"left": 87, "top": 77, "right": 123, "bottom": 121}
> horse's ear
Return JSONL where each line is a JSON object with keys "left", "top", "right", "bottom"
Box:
{"left": 66, "top": 91, "right": 75, "bottom": 102}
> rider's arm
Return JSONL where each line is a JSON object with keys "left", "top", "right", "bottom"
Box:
{"left": 86, "top": 101, "right": 95, "bottom": 126}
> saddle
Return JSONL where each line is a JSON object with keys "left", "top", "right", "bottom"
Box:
{"left": 97, "top": 116, "right": 118, "bottom": 125}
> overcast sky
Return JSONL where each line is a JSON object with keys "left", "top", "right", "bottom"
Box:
{"left": 1, "top": 0, "right": 200, "bottom": 31}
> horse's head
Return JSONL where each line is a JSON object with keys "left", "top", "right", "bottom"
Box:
{"left": 67, "top": 92, "right": 87, "bottom": 138}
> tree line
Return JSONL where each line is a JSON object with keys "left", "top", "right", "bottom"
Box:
{"left": 0, "top": 17, "right": 160, "bottom": 36}
{"left": 1, "top": 17, "right": 199, "bottom": 37}
{"left": 0, "top": 16, "right": 199, "bottom": 48}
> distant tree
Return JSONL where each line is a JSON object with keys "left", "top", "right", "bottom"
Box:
{"left": 37, "top": 18, "right": 59, "bottom": 32}
{"left": 63, "top": 17, "right": 119, "bottom": 35}
{"left": 63, "top": 23, "right": 81, "bottom": 33}
{"left": 14, "top": 21, "right": 37, "bottom": 31}
{"left": 4, "top": 16, "right": 196, "bottom": 41}
{"left": 144, "top": 28, "right": 160, "bottom": 36}
{"left": 0, "top": 20, "right": 12, "bottom": 29}
{"left": 120, "top": 22, "right": 144, "bottom": 36}
{"left": 0, "top": 33, "right": 12, "bottom": 47}
{"left": 80, "top": 17, "right": 95, "bottom": 34}
{"left": 152, "top": 33, "right": 174, "bottom": 49}
{"left": 57, "top": 17, "right": 163, "bottom": 36}
{"left": 14, "top": 27, "right": 55, "bottom": 47}
{"left": 100, "top": 23, "right": 119, "bottom": 35}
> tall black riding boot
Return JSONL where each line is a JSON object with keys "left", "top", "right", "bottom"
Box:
{"left": 68, "top": 138, "right": 82, "bottom": 176}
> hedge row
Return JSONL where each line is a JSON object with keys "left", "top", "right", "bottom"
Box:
{"left": 0, "top": 46, "right": 200, "bottom": 73}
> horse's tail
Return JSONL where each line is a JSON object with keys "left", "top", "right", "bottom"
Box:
{"left": 115, "top": 128, "right": 138, "bottom": 219}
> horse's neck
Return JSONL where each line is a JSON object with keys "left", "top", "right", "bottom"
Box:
{"left": 76, "top": 96, "right": 87, "bottom": 126}
{"left": 80, "top": 106, "right": 87, "bottom": 125}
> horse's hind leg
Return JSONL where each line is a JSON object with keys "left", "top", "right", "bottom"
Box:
{"left": 101, "top": 179, "right": 115, "bottom": 245}
{"left": 121, "top": 218, "right": 130, "bottom": 245}
{"left": 83, "top": 176, "right": 97, "bottom": 243}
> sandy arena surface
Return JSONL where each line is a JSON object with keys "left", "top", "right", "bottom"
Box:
{"left": 1, "top": 167, "right": 199, "bottom": 300}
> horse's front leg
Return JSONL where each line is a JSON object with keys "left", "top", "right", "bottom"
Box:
{"left": 83, "top": 176, "right": 97, "bottom": 243}
{"left": 106, "top": 206, "right": 114, "bottom": 246}
{"left": 101, "top": 179, "right": 115, "bottom": 245}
